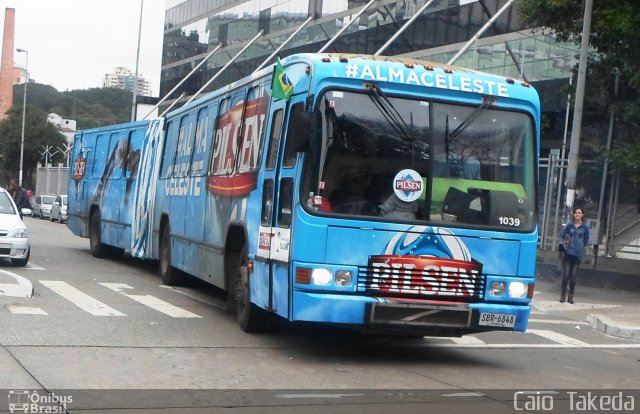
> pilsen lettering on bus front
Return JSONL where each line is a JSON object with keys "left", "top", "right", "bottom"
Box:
{"left": 368, "top": 255, "right": 483, "bottom": 297}
{"left": 207, "top": 97, "right": 268, "bottom": 196}
{"left": 345, "top": 63, "right": 511, "bottom": 98}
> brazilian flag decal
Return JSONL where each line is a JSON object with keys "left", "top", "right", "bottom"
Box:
{"left": 272, "top": 59, "right": 294, "bottom": 101}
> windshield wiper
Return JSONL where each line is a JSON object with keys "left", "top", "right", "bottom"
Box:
{"left": 447, "top": 95, "right": 496, "bottom": 140}
{"left": 364, "top": 82, "right": 413, "bottom": 143}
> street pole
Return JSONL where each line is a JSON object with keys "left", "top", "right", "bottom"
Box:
{"left": 16, "top": 48, "right": 28, "bottom": 187}
{"left": 564, "top": 0, "right": 593, "bottom": 212}
{"left": 131, "top": 0, "right": 144, "bottom": 121}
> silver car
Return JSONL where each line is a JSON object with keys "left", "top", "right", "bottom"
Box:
{"left": 32, "top": 194, "right": 55, "bottom": 219}
{"left": 50, "top": 195, "right": 68, "bottom": 223}
{"left": 0, "top": 187, "right": 30, "bottom": 266}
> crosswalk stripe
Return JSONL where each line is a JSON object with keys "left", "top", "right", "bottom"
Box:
{"left": 8, "top": 306, "right": 48, "bottom": 315}
{"left": 100, "top": 283, "right": 202, "bottom": 318}
{"left": 526, "top": 329, "right": 590, "bottom": 347}
{"left": 39, "top": 280, "right": 126, "bottom": 316}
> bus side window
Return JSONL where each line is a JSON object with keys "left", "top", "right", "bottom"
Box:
{"left": 283, "top": 102, "right": 304, "bottom": 168}
{"left": 175, "top": 114, "right": 193, "bottom": 178}
{"left": 160, "top": 120, "right": 179, "bottom": 178}
{"left": 190, "top": 106, "right": 210, "bottom": 176}
{"left": 265, "top": 109, "right": 284, "bottom": 170}
{"left": 277, "top": 178, "right": 293, "bottom": 228}
{"left": 261, "top": 179, "right": 274, "bottom": 226}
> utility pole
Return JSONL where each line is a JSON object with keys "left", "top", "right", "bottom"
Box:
{"left": 131, "top": 0, "right": 144, "bottom": 121}
{"left": 564, "top": 0, "right": 593, "bottom": 211}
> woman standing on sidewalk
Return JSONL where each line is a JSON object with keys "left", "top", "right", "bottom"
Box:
{"left": 559, "top": 207, "right": 590, "bottom": 304}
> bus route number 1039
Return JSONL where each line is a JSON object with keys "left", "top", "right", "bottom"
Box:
{"left": 498, "top": 216, "right": 520, "bottom": 227}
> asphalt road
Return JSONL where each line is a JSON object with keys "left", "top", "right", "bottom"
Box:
{"left": 1, "top": 216, "right": 639, "bottom": 413}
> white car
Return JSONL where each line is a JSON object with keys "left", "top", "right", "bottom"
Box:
{"left": 32, "top": 194, "right": 55, "bottom": 219}
{"left": 0, "top": 187, "right": 30, "bottom": 266}
{"left": 50, "top": 194, "right": 68, "bottom": 223}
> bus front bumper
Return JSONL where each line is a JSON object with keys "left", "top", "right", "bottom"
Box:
{"left": 292, "top": 291, "right": 531, "bottom": 335}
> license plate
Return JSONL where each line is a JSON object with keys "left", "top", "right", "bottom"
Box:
{"left": 479, "top": 312, "right": 516, "bottom": 327}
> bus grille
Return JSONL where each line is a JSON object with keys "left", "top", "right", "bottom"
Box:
{"left": 357, "top": 266, "right": 485, "bottom": 302}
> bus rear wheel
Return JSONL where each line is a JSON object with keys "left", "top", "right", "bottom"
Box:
{"left": 159, "top": 223, "right": 183, "bottom": 286}
{"left": 89, "top": 211, "right": 108, "bottom": 258}
{"left": 235, "top": 247, "right": 267, "bottom": 332}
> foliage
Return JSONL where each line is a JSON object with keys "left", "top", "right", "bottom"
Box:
{"left": 0, "top": 83, "right": 132, "bottom": 187}
{"left": 519, "top": 0, "right": 640, "bottom": 183}
{"left": 13, "top": 83, "right": 132, "bottom": 130}
{"left": 0, "top": 105, "right": 66, "bottom": 187}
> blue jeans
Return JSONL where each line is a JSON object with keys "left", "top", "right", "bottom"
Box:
{"left": 561, "top": 254, "right": 581, "bottom": 295}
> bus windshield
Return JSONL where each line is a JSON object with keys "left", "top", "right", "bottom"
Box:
{"left": 302, "top": 89, "right": 536, "bottom": 232}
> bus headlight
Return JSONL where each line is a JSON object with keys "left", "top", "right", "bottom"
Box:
{"left": 509, "top": 282, "right": 527, "bottom": 298}
{"left": 489, "top": 281, "right": 505, "bottom": 296}
{"left": 311, "top": 268, "right": 332, "bottom": 286}
{"left": 335, "top": 270, "right": 352, "bottom": 286}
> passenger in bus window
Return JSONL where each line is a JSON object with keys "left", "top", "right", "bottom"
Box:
{"left": 463, "top": 155, "right": 481, "bottom": 180}
{"left": 378, "top": 190, "right": 417, "bottom": 220}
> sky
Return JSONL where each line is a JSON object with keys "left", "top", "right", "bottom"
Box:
{"left": 1, "top": 0, "right": 166, "bottom": 96}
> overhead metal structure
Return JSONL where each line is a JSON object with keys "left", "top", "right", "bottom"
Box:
{"left": 186, "top": 30, "right": 264, "bottom": 105}
{"left": 447, "top": 0, "right": 515, "bottom": 66}
{"left": 375, "top": 0, "right": 437, "bottom": 56}
{"left": 318, "top": 0, "right": 377, "bottom": 53}
{"left": 143, "top": 44, "right": 222, "bottom": 120}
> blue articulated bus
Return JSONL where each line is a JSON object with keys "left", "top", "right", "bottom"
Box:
{"left": 68, "top": 53, "right": 540, "bottom": 335}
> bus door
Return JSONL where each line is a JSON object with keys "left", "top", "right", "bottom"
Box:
{"left": 256, "top": 99, "right": 291, "bottom": 319}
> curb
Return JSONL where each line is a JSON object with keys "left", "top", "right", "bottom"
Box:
{"left": 586, "top": 314, "right": 640, "bottom": 341}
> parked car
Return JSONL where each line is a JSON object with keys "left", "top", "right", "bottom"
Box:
{"left": 50, "top": 195, "right": 68, "bottom": 223}
{"left": 0, "top": 187, "right": 30, "bottom": 266}
{"left": 32, "top": 194, "right": 55, "bottom": 219}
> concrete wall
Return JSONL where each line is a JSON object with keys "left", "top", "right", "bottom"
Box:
{"left": 36, "top": 166, "right": 69, "bottom": 196}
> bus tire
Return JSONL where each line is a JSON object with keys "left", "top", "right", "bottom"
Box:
{"left": 159, "top": 223, "right": 183, "bottom": 286}
{"left": 235, "top": 246, "right": 267, "bottom": 332}
{"left": 89, "top": 211, "right": 108, "bottom": 258}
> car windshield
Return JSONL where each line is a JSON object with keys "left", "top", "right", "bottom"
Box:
{"left": 62, "top": 196, "right": 67, "bottom": 206}
{"left": 0, "top": 192, "right": 17, "bottom": 215}
{"left": 42, "top": 196, "right": 56, "bottom": 204}
{"left": 300, "top": 89, "right": 537, "bottom": 232}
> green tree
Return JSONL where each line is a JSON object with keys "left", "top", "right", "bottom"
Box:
{"left": 0, "top": 105, "right": 66, "bottom": 188}
{"left": 520, "top": 0, "right": 640, "bottom": 183}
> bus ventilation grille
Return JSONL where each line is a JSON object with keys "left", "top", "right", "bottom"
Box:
{"left": 357, "top": 266, "right": 485, "bottom": 302}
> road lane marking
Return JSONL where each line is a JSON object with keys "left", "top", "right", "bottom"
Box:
{"left": 523, "top": 329, "right": 590, "bottom": 347}
{"left": 421, "top": 343, "right": 640, "bottom": 349}
{"left": 8, "top": 306, "right": 48, "bottom": 315}
{"left": 159, "top": 285, "right": 226, "bottom": 311}
{"left": 529, "top": 319, "right": 589, "bottom": 325}
{"left": 25, "top": 262, "right": 45, "bottom": 270}
{"left": 450, "top": 336, "right": 486, "bottom": 345}
{"left": 100, "top": 283, "right": 202, "bottom": 318}
{"left": 0, "top": 269, "right": 33, "bottom": 298}
{"left": 39, "top": 280, "right": 126, "bottom": 316}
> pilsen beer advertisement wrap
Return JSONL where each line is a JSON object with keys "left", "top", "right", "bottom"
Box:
{"left": 367, "top": 226, "right": 483, "bottom": 299}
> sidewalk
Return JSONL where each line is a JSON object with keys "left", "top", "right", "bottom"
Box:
{"left": 535, "top": 250, "right": 640, "bottom": 340}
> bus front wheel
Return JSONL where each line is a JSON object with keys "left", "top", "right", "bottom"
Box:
{"left": 235, "top": 247, "right": 267, "bottom": 332}
{"left": 159, "top": 223, "right": 183, "bottom": 286}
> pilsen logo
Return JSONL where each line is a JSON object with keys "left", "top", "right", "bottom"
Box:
{"left": 368, "top": 255, "right": 483, "bottom": 297}
{"left": 72, "top": 157, "right": 87, "bottom": 181}
{"left": 207, "top": 97, "right": 268, "bottom": 196}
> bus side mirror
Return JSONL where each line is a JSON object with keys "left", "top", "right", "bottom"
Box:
{"left": 291, "top": 110, "right": 321, "bottom": 153}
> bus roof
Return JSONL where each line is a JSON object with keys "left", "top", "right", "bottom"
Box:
{"left": 167, "top": 52, "right": 540, "bottom": 118}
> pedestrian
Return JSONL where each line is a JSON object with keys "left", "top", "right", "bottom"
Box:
{"left": 558, "top": 207, "right": 590, "bottom": 304}
{"left": 9, "top": 179, "right": 30, "bottom": 218}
